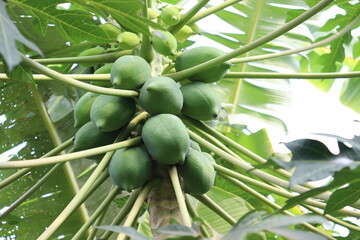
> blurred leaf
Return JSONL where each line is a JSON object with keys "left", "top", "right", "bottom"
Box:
{"left": 340, "top": 77, "right": 360, "bottom": 113}
{"left": 221, "top": 212, "right": 326, "bottom": 240}
{"left": 196, "top": 187, "right": 252, "bottom": 234}
{"left": 96, "top": 226, "right": 151, "bottom": 240}
{"left": 283, "top": 135, "right": 360, "bottom": 185}
{"left": 281, "top": 167, "right": 360, "bottom": 212}
{"left": 7, "top": 64, "right": 34, "bottom": 85}
{"left": 270, "top": 228, "right": 326, "bottom": 240}
{"left": 353, "top": 39, "right": 360, "bottom": 58}
{"left": 0, "top": 1, "right": 42, "bottom": 71}
{"left": 324, "top": 182, "right": 360, "bottom": 214}
{"left": 157, "top": 224, "right": 200, "bottom": 237}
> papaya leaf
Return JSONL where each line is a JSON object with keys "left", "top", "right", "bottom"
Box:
{"left": 157, "top": 224, "right": 200, "bottom": 237}
{"left": 221, "top": 212, "right": 326, "bottom": 240}
{"left": 283, "top": 135, "right": 360, "bottom": 186}
{"left": 0, "top": 1, "right": 42, "bottom": 71}
{"left": 7, "top": 63, "right": 34, "bottom": 85}
{"left": 96, "top": 226, "right": 151, "bottom": 240}
{"left": 339, "top": 77, "right": 360, "bottom": 113}
{"left": 335, "top": 228, "right": 360, "bottom": 240}
{"left": 280, "top": 167, "right": 360, "bottom": 212}
{"left": 7, "top": 0, "right": 112, "bottom": 44}
{"left": 353, "top": 39, "right": 360, "bottom": 58}
{"left": 269, "top": 228, "right": 326, "bottom": 240}
{"left": 324, "top": 182, "right": 360, "bottom": 214}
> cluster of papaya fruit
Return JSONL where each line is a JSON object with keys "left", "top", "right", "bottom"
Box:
{"left": 72, "top": 8, "right": 231, "bottom": 196}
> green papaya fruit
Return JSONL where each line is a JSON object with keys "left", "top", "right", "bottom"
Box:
{"left": 202, "top": 152, "right": 216, "bottom": 164}
{"left": 174, "top": 25, "right": 193, "bottom": 43}
{"left": 117, "top": 32, "right": 140, "bottom": 50}
{"left": 90, "top": 95, "right": 136, "bottom": 132}
{"left": 139, "top": 77, "right": 183, "bottom": 115}
{"left": 78, "top": 47, "right": 106, "bottom": 67}
{"left": 152, "top": 30, "right": 177, "bottom": 56}
{"left": 109, "top": 146, "right": 152, "bottom": 191}
{"left": 178, "top": 149, "right": 216, "bottom": 195}
{"left": 73, "top": 92, "right": 99, "bottom": 128}
{"left": 160, "top": 6, "right": 180, "bottom": 26}
{"left": 190, "top": 140, "right": 201, "bottom": 151}
{"left": 189, "top": 23, "right": 201, "bottom": 34}
{"left": 73, "top": 121, "right": 119, "bottom": 160}
{"left": 147, "top": 8, "right": 159, "bottom": 20}
{"left": 90, "top": 63, "right": 114, "bottom": 87}
{"left": 110, "top": 55, "right": 151, "bottom": 90}
{"left": 100, "top": 23, "right": 122, "bottom": 40}
{"left": 142, "top": 114, "right": 190, "bottom": 165}
{"left": 175, "top": 46, "right": 231, "bottom": 83}
{"left": 180, "top": 82, "right": 221, "bottom": 121}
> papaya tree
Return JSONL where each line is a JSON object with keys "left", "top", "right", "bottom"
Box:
{"left": 0, "top": 0, "right": 360, "bottom": 240}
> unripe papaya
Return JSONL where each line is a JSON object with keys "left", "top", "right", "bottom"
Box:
{"left": 202, "top": 152, "right": 216, "bottom": 164}
{"left": 73, "top": 92, "right": 99, "bottom": 128}
{"left": 175, "top": 46, "right": 231, "bottom": 83}
{"left": 78, "top": 47, "right": 106, "bottom": 67}
{"left": 160, "top": 6, "right": 180, "bottom": 26}
{"left": 180, "top": 82, "right": 221, "bottom": 121}
{"left": 91, "top": 63, "right": 113, "bottom": 87}
{"left": 142, "top": 114, "right": 190, "bottom": 165}
{"left": 110, "top": 55, "right": 151, "bottom": 90}
{"left": 174, "top": 25, "right": 193, "bottom": 43}
{"left": 152, "top": 30, "right": 177, "bottom": 56}
{"left": 147, "top": 8, "right": 159, "bottom": 20}
{"left": 178, "top": 149, "right": 216, "bottom": 195}
{"left": 139, "top": 77, "right": 183, "bottom": 115}
{"left": 109, "top": 146, "right": 152, "bottom": 191}
{"left": 190, "top": 140, "right": 201, "bottom": 151}
{"left": 73, "top": 121, "right": 119, "bottom": 160}
{"left": 90, "top": 95, "right": 136, "bottom": 132}
{"left": 117, "top": 32, "right": 140, "bottom": 50}
{"left": 100, "top": 23, "right": 122, "bottom": 40}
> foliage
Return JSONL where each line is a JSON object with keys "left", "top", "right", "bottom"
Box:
{"left": 0, "top": 0, "right": 359, "bottom": 240}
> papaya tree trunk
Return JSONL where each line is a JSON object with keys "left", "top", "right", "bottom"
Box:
{"left": 147, "top": 176, "right": 183, "bottom": 240}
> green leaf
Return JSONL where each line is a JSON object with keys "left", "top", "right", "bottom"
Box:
{"left": 340, "top": 77, "right": 360, "bottom": 113}
{"left": 96, "top": 226, "right": 151, "bottom": 240}
{"left": 353, "top": 39, "right": 360, "bottom": 58}
{"left": 324, "top": 182, "right": 360, "bottom": 214}
{"left": 221, "top": 212, "right": 326, "bottom": 240}
{"left": 0, "top": 1, "right": 42, "bottom": 71}
{"left": 7, "top": 63, "right": 35, "bottom": 85}
{"left": 281, "top": 167, "right": 360, "bottom": 212}
{"left": 8, "top": 0, "right": 112, "bottom": 44}
{"left": 269, "top": 228, "right": 326, "bottom": 240}
{"left": 283, "top": 136, "right": 360, "bottom": 185}
{"left": 157, "top": 224, "right": 200, "bottom": 237}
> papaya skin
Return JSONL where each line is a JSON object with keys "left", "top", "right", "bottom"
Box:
{"left": 110, "top": 55, "right": 151, "bottom": 90}
{"left": 90, "top": 95, "right": 136, "bottom": 132}
{"left": 180, "top": 82, "right": 222, "bottom": 121}
{"left": 91, "top": 63, "right": 114, "bottom": 87}
{"left": 100, "top": 23, "right": 122, "bottom": 40}
{"left": 152, "top": 30, "right": 177, "bottom": 56}
{"left": 160, "top": 6, "right": 180, "bottom": 26}
{"left": 109, "top": 146, "right": 152, "bottom": 191}
{"left": 174, "top": 25, "right": 193, "bottom": 43}
{"left": 175, "top": 46, "right": 231, "bottom": 83}
{"left": 178, "top": 149, "right": 216, "bottom": 195}
{"left": 73, "top": 121, "right": 119, "bottom": 160}
{"left": 73, "top": 92, "right": 99, "bottom": 128}
{"left": 117, "top": 32, "right": 140, "bottom": 50}
{"left": 141, "top": 114, "right": 190, "bottom": 165}
{"left": 139, "top": 77, "right": 183, "bottom": 115}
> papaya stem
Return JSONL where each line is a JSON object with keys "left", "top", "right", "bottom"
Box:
{"left": 140, "top": 0, "right": 154, "bottom": 62}
{"left": 32, "top": 50, "right": 131, "bottom": 65}
{"left": 168, "top": 0, "right": 210, "bottom": 35}
{"left": 195, "top": 194, "right": 237, "bottom": 225}
{"left": 0, "top": 73, "right": 110, "bottom": 81}
{"left": 189, "top": 130, "right": 360, "bottom": 217}
{"left": 230, "top": 14, "right": 360, "bottom": 64}
{"left": 224, "top": 71, "right": 360, "bottom": 79}
{"left": 188, "top": 0, "right": 242, "bottom": 25}
{"left": 100, "top": 188, "right": 142, "bottom": 240}
{"left": 0, "top": 137, "right": 141, "bottom": 169}
{"left": 0, "top": 137, "right": 73, "bottom": 190}
{"left": 166, "top": 0, "right": 333, "bottom": 81}
{"left": 21, "top": 55, "right": 138, "bottom": 97}
{"left": 116, "top": 182, "right": 154, "bottom": 240}
{"left": 36, "top": 113, "right": 147, "bottom": 240}
{"left": 168, "top": 166, "right": 192, "bottom": 227}
{"left": 72, "top": 186, "right": 121, "bottom": 240}
{"left": 185, "top": 196, "right": 212, "bottom": 239}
